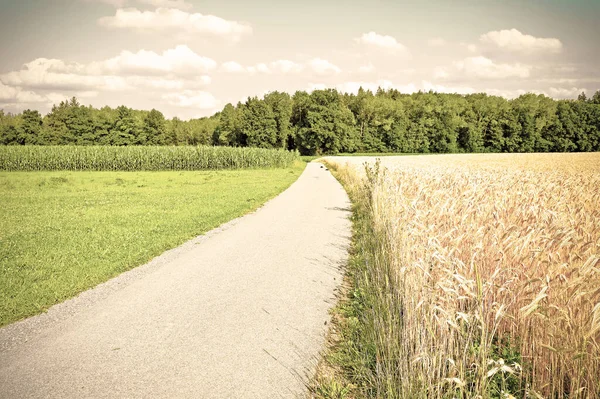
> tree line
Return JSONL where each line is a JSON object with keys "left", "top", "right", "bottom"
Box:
{"left": 2, "top": 89, "right": 600, "bottom": 154}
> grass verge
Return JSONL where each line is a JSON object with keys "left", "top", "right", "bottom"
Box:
{"left": 310, "top": 160, "right": 375, "bottom": 399}
{"left": 0, "top": 161, "right": 305, "bottom": 327}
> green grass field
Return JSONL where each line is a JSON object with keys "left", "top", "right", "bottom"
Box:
{"left": 0, "top": 162, "right": 305, "bottom": 327}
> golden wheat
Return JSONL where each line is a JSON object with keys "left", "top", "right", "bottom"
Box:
{"left": 328, "top": 153, "right": 600, "bottom": 398}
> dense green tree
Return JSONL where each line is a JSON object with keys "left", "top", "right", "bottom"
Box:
{"left": 264, "top": 91, "right": 293, "bottom": 149}
{"left": 0, "top": 111, "right": 19, "bottom": 145}
{"left": 144, "top": 109, "right": 167, "bottom": 145}
{"left": 188, "top": 116, "right": 218, "bottom": 146}
{"left": 2, "top": 90, "right": 600, "bottom": 153}
{"left": 110, "top": 106, "right": 141, "bottom": 145}
{"left": 168, "top": 117, "right": 191, "bottom": 145}
{"left": 545, "top": 101, "right": 577, "bottom": 152}
{"left": 213, "top": 103, "right": 240, "bottom": 146}
{"left": 18, "top": 110, "right": 43, "bottom": 145}
{"left": 92, "top": 106, "right": 117, "bottom": 145}
{"left": 42, "top": 101, "right": 71, "bottom": 144}
{"left": 293, "top": 89, "right": 357, "bottom": 155}
{"left": 240, "top": 97, "right": 278, "bottom": 148}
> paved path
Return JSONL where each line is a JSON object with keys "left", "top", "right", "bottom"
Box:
{"left": 0, "top": 162, "right": 351, "bottom": 398}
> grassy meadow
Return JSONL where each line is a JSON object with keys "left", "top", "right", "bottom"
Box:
{"left": 0, "top": 161, "right": 305, "bottom": 327}
{"left": 317, "top": 153, "right": 600, "bottom": 399}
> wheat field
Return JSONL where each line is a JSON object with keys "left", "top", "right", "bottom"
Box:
{"left": 325, "top": 153, "right": 600, "bottom": 398}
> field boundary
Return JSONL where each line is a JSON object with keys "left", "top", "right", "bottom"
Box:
{"left": 309, "top": 160, "right": 373, "bottom": 398}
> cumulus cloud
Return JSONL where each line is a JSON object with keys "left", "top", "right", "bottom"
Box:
{"left": 459, "top": 42, "right": 478, "bottom": 53}
{"left": 480, "top": 29, "right": 563, "bottom": 53}
{"left": 548, "top": 86, "right": 587, "bottom": 99}
{"left": 83, "top": 0, "right": 193, "bottom": 10}
{"left": 220, "top": 58, "right": 337, "bottom": 75}
{"left": 484, "top": 88, "right": 545, "bottom": 99}
{"left": 125, "top": 75, "right": 210, "bottom": 90}
{"left": 453, "top": 56, "right": 531, "bottom": 79}
{"left": 82, "top": 0, "right": 128, "bottom": 7}
{"left": 433, "top": 67, "right": 450, "bottom": 79}
{"left": 0, "top": 58, "right": 128, "bottom": 91}
{"left": 421, "top": 81, "right": 475, "bottom": 94}
{"left": 358, "top": 63, "right": 375, "bottom": 73}
{"left": 163, "top": 90, "right": 219, "bottom": 109}
{"left": 221, "top": 61, "right": 246, "bottom": 73}
{"left": 0, "top": 45, "right": 217, "bottom": 115}
{"left": 247, "top": 63, "right": 270, "bottom": 74}
{"left": 334, "top": 80, "right": 413, "bottom": 94}
{"left": 100, "top": 45, "right": 217, "bottom": 75}
{"left": 309, "top": 80, "right": 473, "bottom": 96}
{"left": 355, "top": 31, "right": 409, "bottom": 55}
{"left": 98, "top": 8, "right": 252, "bottom": 41}
{"left": 428, "top": 37, "right": 446, "bottom": 47}
{"left": 220, "top": 60, "right": 302, "bottom": 74}
{"left": 0, "top": 82, "right": 47, "bottom": 104}
{"left": 137, "top": 0, "right": 193, "bottom": 10}
{"left": 0, "top": 46, "right": 214, "bottom": 93}
{"left": 269, "top": 60, "right": 303, "bottom": 74}
{"left": 308, "top": 58, "right": 341, "bottom": 75}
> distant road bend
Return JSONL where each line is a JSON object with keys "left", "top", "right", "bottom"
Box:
{"left": 0, "top": 162, "right": 351, "bottom": 398}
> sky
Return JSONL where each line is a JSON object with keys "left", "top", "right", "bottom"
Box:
{"left": 0, "top": 0, "right": 599, "bottom": 119}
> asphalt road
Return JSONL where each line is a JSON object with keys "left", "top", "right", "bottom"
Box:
{"left": 0, "top": 162, "right": 351, "bottom": 398}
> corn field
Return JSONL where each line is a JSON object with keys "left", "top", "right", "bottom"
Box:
{"left": 0, "top": 146, "right": 299, "bottom": 171}
{"left": 327, "top": 153, "right": 600, "bottom": 398}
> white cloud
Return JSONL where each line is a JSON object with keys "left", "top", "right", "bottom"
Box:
{"left": 82, "top": 0, "right": 128, "bottom": 7}
{"left": 537, "top": 78, "right": 579, "bottom": 84}
{"left": 137, "top": 0, "right": 193, "bottom": 10}
{"left": 548, "top": 86, "right": 586, "bottom": 99}
{"left": 428, "top": 37, "right": 446, "bottom": 47}
{"left": 485, "top": 88, "right": 545, "bottom": 99}
{"left": 460, "top": 42, "right": 478, "bottom": 53}
{"left": 309, "top": 80, "right": 474, "bottom": 96}
{"left": 307, "top": 83, "right": 328, "bottom": 93}
{"left": 480, "top": 29, "right": 563, "bottom": 53}
{"left": 221, "top": 60, "right": 303, "bottom": 74}
{"left": 255, "top": 63, "right": 271, "bottom": 74}
{"left": 0, "top": 82, "right": 47, "bottom": 104}
{"left": 125, "top": 75, "right": 210, "bottom": 90}
{"left": 0, "top": 44, "right": 217, "bottom": 115}
{"left": 0, "top": 45, "right": 214, "bottom": 94}
{"left": 421, "top": 81, "right": 475, "bottom": 94}
{"left": 355, "top": 31, "right": 409, "bottom": 54}
{"left": 358, "top": 63, "right": 375, "bottom": 73}
{"left": 221, "top": 61, "right": 246, "bottom": 73}
{"left": 82, "top": 0, "right": 193, "bottom": 8}
{"left": 101, "top": 45, "right": 217, "bottom": 75}
{"left": 269, "top": 60, "right": 303, "bottom": 74}
{"left": 454, "top": 56, "right": 531, "bottom": 79}
{"left": 98, "top": 8, "right": 252, "bottom": 42}
{"left": 221, "top": 58, "right": 332, "bottom": 75}
{"left": 163, "top": 90, "right": 219, "bottom": 109}
{"left": 334, "top": 80, "right": 400, "bottom": 94}
{"left": 308, "top": 58, "right": 341, "bottom": 75}
{"left": 433, "top": 67, "right": 450, "bottom": 79}
{"left": 0, "top": 58, "right": 128, "bottom": 91}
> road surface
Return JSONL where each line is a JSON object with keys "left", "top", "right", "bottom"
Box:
{"left": 0, "top": 162, "right": 351, "bottom": 398}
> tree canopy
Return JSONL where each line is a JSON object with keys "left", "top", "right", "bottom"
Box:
{"left": 2, "top": 89, "right": 600, "bottom": 154}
